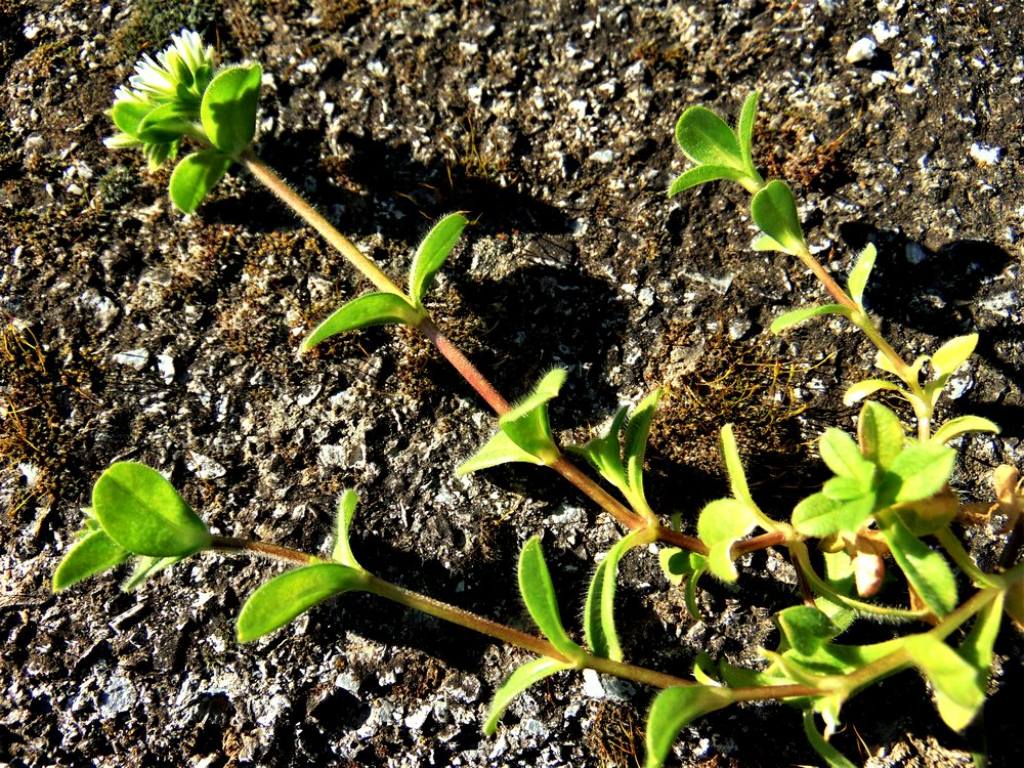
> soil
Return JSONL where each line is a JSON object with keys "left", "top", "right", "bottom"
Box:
{"left": 2, "top": 1, "right": 1023, "bottom": 767}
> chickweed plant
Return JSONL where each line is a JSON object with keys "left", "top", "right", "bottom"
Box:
{"left": 54, "top": 32, "right": 1023, "bottom": 767}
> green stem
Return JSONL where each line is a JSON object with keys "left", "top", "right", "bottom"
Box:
{"left": 935, "top": 526, "right": 1001, "bottom": 588}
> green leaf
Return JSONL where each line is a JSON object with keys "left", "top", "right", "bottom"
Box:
{"left": 644, "top": 686, "right": 734, "bottom": 768}
{"left": 122, "top": 555, "right": 181, "bottom": 592}
{"left": 92, "top": 462, "right": 211, "bottom": 558}
{"left": 857, "top": 401, "right": 905, "bottom": 468}
{"left": 136, "top": 103, "right": 196, "bottom": 143}
{"left": 879, "top": 513, "right": 957, "bottom": 616}
{"left": 52, "top": 530, "right": 128, "bottom": 592}
{"left": 886, "top": 442, "right": 956, "bottom": 503}
{"left": 932, "top": 415, "right": 1000, "bottom": 445}
{"left": 736, "top": 90, "right": 760, "bottom": 177}
{"left": 792, "top": 492, "right": 873, "bottom": 538}
{"left": 802, "top": 710, "right": 857, "bottom": 768}
{"left": 200, "top": 63, "right": 262, "bottom": 156}
{"left": 697, "top": 498, "right": 758, "bottom": 582}
{"left": 930, "top": 334, "right": 978, "bottom": 381}
{"left": 719, "top": 424, "right": 753, "bottom": 507}
{"left": 904, "top": 634, "right": 986, "bottom": 731}
{"left": 623, "top": 389, "right": 662, "bottom": 512}
{"left": 776, "top": 606, "right": 841, "bottom": 656}
{"left": 332, "top": 490, "right": 362, "bottom": 569}
{"left": 483, "top": 657, "right": 571, "bottom": 735}
{"left": 456, "top": 430, "right": 547, "bottom": 476}
{"left": 144, "top": 139, "right": 179, "bottom": 170}
{"left": 517, "top": 536, "right": 582, "bottom": 659}
{"left": 408, "top": 212, "right": 467, "bottom": 305}
{"left": 236, "top": 563, "right": 365, "bottom": 642}
{"left": 674, "top": 106, "right": 744, "bottom": 169}
{"left": 750, "top": 180, "right": 806, "bottom": 256}
{"left": 752, "top": 233, "right": 787, "bottom": 252}
{"left": 819, "top": 429, "right": 874, "bottom": 486}
{"left": 847, "top": 243, "right": 877, "bottom": 306}
{"left": 497, "top": 368, "right": 567, "bottom": 463}
{"left": 842, "top": 378, "right": 903, "bottom": 407}
{"left": 770, "top": 304, "right": 849, "bottom": 334}
{"left": 301, "top": 292, "right": 423, "bottom": 352}
{"left": 667, "top": 165, "right": 751, "bottom": 197}
{"left": 959, "top": 592, "right": 1004, "bottom": 672}
{"left": 567, "top": 405, "right": 629, "bottom": 495}
{"left": 111, "top": 99, "right": 152, "bottom": 137}
{"left": 659, "top": 548, "right": 707, "bottom": 620}
{"left": 169, "top": 149, "right": 232, "bottom": 213}
{"left": 584, "top": 530, "right": 644, "bottom": 660}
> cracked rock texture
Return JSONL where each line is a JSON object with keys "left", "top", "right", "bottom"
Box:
{"left": 1, "top": 1, "right": 1022, "bottom": 766}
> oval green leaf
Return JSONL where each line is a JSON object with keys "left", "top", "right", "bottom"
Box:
{"left": 887, "top": 442, "right": 956, "bottom": 503}
{"left": 583, "top": 530, "right": 645, "bottom": 661}
{"left": 904, "top": 634, "right": 985, "bottom": 731}
{"left": 517, "top": 536, "right": 581, "bottom": 659}
{"left": 696, "top": 498, "right": 758, "bottom": 582}
{"left": 878, "top": 513, "right": 957, "bottom": 616}
{"left": 92, "top": 462, "right": 210, "bottom": 557}
{"left": 111, "top": 99, "right": 153, "bottom": 137}
{"left": 498, "top": 368, "right": 567, "bottom": 462}
{"left": 136, "top": 103, "right": 196, "bottom": 143}
{"left": 857, "top": 400, "right": 905, "bottom": 468}
{"left": 674, "top": 106, "right": 743, "bottom": 169}
{"left": 751, "top": 180, "right": 806, "bottom": 256}
{"left": 483, "top": 656, "right": 571, "bottom": 735}
{"left": 842, "top": 378, "right": 903, "bottom": 407}
{"left": 52, "top": 530, "right": 128, "bottom": 592}
{"left": 169, "top": 149, "right": 232, "bottom": 213}
{"left": 847, "top": 243, "right": 877, "bottom": 306}
{"left": 667, "top": 165, "right": 750, "bottom": 197}
{"left": 736, "top": 90, "right": 761, "bottom": 178}
{"left": 200, "top": 63, "right": 262, "bottom": 156}
{"left": 623, "top": 389, "right": 662, "bottom": 514}
{"left": 770, "top": 304, "right": 849, "bottom": 334}
{"left": 931, "top": 415, "right": 1000, "bottom": 445}
{"left": 301, "top": 292, "right": 423, "bottom": 352}
{"left": 236, "top": 563, "right": 365, "bottom": 642}
{"left": 408, "top": 212, "right": 467, "bottom": 304}
{"left": 930, "top": 334, "right": 978, "bottom": 381}
{"left": 645, "top": 686, "right": 734, "bottom": 768}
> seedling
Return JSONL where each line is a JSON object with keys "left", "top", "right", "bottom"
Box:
{"left": 56, "top": 32, "right": 1021, "bottom": 767}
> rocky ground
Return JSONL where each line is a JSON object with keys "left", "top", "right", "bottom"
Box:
{"left": 1, "top": 0, "right": 1023, "bottom": 766}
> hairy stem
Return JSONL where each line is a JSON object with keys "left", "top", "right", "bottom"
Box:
{"left": 935, "top": 526, "right": 1001, "bottom": 589}
{"left": 418, "top": 316, "right": 510, "bottom": 415}
{"left": 210, "top": 535, "right": 312, "bottom": 565}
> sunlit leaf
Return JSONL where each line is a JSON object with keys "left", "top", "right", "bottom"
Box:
{"left": 52, "top": 530, "right": 128, "bottom": 592}
{"left": 736, "top": 90, "right": 760, "bottom": 177}
{"left": 483, "top": 657, "right": 571, "bottom": 735}
{"left": 674, "top": 106, "right": 743, "bottom": 169}
{"left": 236, "top": 563, "right": 365, "bottom": 642}
{"left": 456, "top": 430, "right": 547, "bottom": 476}
{"left": 776, "top": 606, "right": 841, "bottom": 656}
{"left": 623, "top": 389, "right": 662, "bottom": 513}
{"left": 668, "top": 165, "right": 750, "bottom": 197}
{"left": 408, "top": 212, "right": 467, "bottom": 305}
{"left": 697, "top": 498, "right": 758, "bottom": 582}
{"left": 719, "top": 423, "right": 754, "bottom": 507}
{"left": 857, "top": 401, "right": 905, "bottom": 468}
{"left": 301, "top": 292, "right": 423, "bottom": 352}
{"left": 878, "top": 513, "right": 957, "bottom": 616}
{"left": 498, "top": 368, "right": 567, "bottom": 462}
{"left": 930, "top": 334, "right": 978, "bottom": 381}
{"left": 792, "top": 492, "right": 874, "bottom": 538}
{"left": 169, "top": 149, "right": 233, "bottom": 213}
{"left": 93, "top": 462, "right": 210, "bottom": 558}
{"left": 959, "top": 592, "right": 1004, "bottom": 672}
{"left": 842, "top": 378, "right": 903, "bottom": 407}
{"left": 886, "top": 442, "right": 956, "bottom": 503}
{"left": 332, "top": 490, "right": 362, "bottom": 569}
{"left": 111, "top": 99, "right": 151, "bottom": 136}
{"left": 819, "top": 428, "right": 874, "bottom": 485}
{"left": 136, "top": 103, "right": 196, "bottom": 143}
{"left": 751, "top": 180, "right": 805, "bottom": 256}
{"left": 584, "top": 530, "right": 644, "bottom": 661}
{"left": 201, "top": 63, "right": 262, "bottom": 156}
{"left": 517, "top": 536, "right": 582, "bottom": 659}
{"left": 904, "top": 634, "right": 986, "bottom": 731}
{"left": 752, "top": 233, "right": 787, "bottom": 252}
{"left": 802, "top": 709, "right": 857, "bottom": 768}
{"left": 645, "top": 686, "right": 734, "bottom": 768}
{"left": 770, "top": 304, "right": 849, "bottom": 334}
{"left": 121, "top": 555, "right": 181, "bottom": 592}
{"left": 931, "top": 416, "right": 1000, "bottom": 445}
{"left": 568, "top": 405, "right": 629, "bottom": 496}
{"left": 847, "top": 243, "right": 877, "bottom": 306}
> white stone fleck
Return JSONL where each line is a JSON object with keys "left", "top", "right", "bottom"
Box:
{"left": 969, "top": 142, "right": 1003, "bottom": 166}
{"left": 113, "top": 348, "right": 149, "bottom": 370}
{"left": 186, "top": 451, "right": 227, "bottom": 480}
{"left": 157, "top": 353, "right": 175, "bottom": 384}
{"left": 588, "top": 148, "right": 613, "bottom": 163}
{"left": 846, "top": 37, "right": 877, "bottom": 63}
{"left": 871, "top": 20, "right": 900, "bottom": 43}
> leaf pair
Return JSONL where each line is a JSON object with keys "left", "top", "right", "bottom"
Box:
{"left": 53, "top": 462, "right": 211, "bottom": 592}
{"left": 568, "top": 389, "right": 662, "bottom": 518}
{"left": 301, "top": 214, "right": 468, "bottom": 353}
{"left": 583, "top": 530, "right": 647, "bottom": 660}
{"left": 668, "top": 91, "right": 763, "bottom": 196}
{"left": 458, "top": 369, "right": 567, "bottom": 474}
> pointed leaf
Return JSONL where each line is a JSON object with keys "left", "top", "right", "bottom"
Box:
{"left": 674, "top": 106, "right": 744, "bottom": 169}
{"left": 483, "top": 657, "right": 571, "bottom": 735}
{"left": 169, "top": 149, "right": 232, "bottom": 214}
{"left": 857, "top": 401, "right": 905, "bottom": 468}
{"left": 736, "top": 90, "right": 760, "bottom": 177}
{"left": 792, "top": 491, "right": 874, "bottom": 538}
{"left": 960, "top": 592, "right": 1004, "bottom": 671}
{"left": 904, "top": 635, "right": 986, "bottom": 731}
{"left": 52, "top": 530, "right": 129, "bottom": 592}
{"left": 498, "top": 368, "right": 566, "bottom": 462}
{"left": 568, "top": 405, "right": 629, "bottom": 495}
{"left": 584, "top": 530, "right": 644, "bottom": 660}
{"left": 645, "top": 686, "right": 734, "bottom": 768}
{"left": 843, "top": 378, "right": 903, "bottom": 407}
{"left": 623, "top": 389, "right": 662, "bottom": 511}
{"left": 802, "top": 710, "right": 857, "bottom": 768}
{"left": 697, "top": 498, "right": 758, "bottom": 582}
{"left": 301, "top": 292, "right": 423, "bottom": 352}
{"left": 122, "top": 555, "right": 181, "bottom": 592}
{"left": 93, "top": 462, "right": 210, "bottom": 558}
{"left": 819, "top": 429, "right": 874, "bottom": 486}
{"left": 667, "top": 165, "right": 750, "bottom": 197}
{"left": 236, "top": 563, "right": 365, "bottom": 642}
{"left": 136, "top": 103, "right": 196, "bottom": 143}
{"left": 879, "top": 513, "right": 957, "bottom": 616}
{"left": 932, "top": 415, "right": 1000, "bottom": 445}
{"left": 770, "top": 304, "right": 849, "bottom": 334}
{"left": 408, "top": 212, "right": 468, "bottom": 304}
{"left": 752, "top": 233, "right": 787, "bottom": 252}
{"left": 887, "top": 442, "right": 956, "bottom": 503}
{"left": 200, "top": 63, "right": 262, "bottom": 156}
{"left": 456, "top": 430, "right": 547, "bottom": 476}
{"left": 776, "top": 606, "right": 841, "bottom": 655}
{"left": 751, "top": 180, "right": 805, "bottom": 256}
{"left": 847, "top": 243, "right": 877, "bottom": 306}
{"left": 719, "top": 423, "right": 753, "bottom": 507}
{"left": 518, "top": 537, "right": 581, "bottom": 659}
{"left": 332, "top": 490, "right": 362, "bottom": 569}
{"left": 930, "top": 334, "right": 978, "bottom": 381}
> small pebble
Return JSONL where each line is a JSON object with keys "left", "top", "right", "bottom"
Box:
{"left": 846, "top": 37, "right": 878, "bottom": 63}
